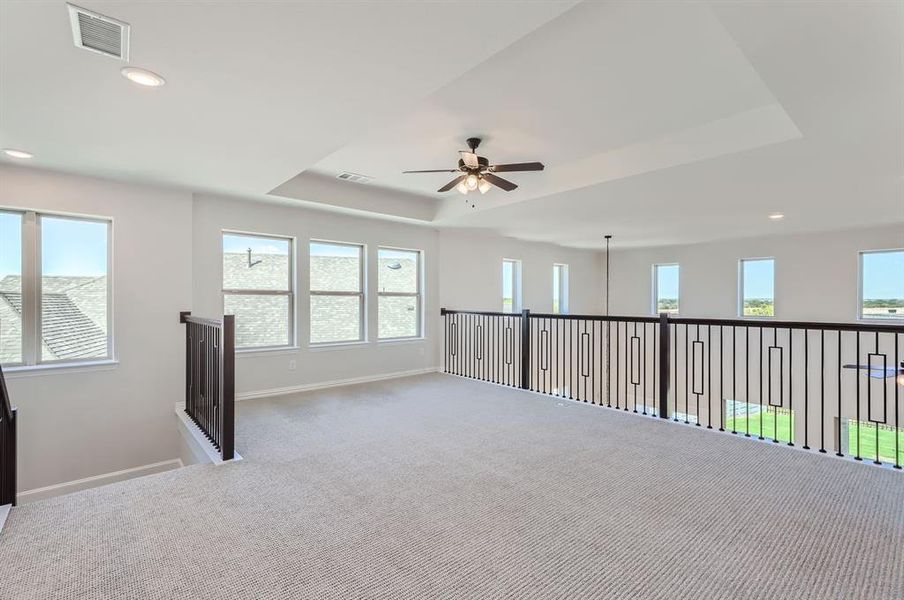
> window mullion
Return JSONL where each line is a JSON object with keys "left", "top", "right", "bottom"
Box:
{"left": 21, "top": 211, "right": 39, "bottom": 365}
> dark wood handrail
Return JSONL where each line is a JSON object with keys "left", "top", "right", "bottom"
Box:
{"left": 441, "top": 309, "right": 523, "bottom": 318}
{"left": 442, "top": 308, "right": 904, "bottom": 333}
{"left": 668, "top": 316, "right": 904, "bottom": 333}
{"left": 180, "top": 313, "right": 227, "bottom": 328}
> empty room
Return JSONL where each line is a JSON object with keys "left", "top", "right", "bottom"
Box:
{"left": 0, "top": 1, "right": 902, "bottom": 598}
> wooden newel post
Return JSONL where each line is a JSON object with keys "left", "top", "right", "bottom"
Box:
{"left": 520, "top": 309, "right": 531, "bottom": 390}
{"left": 658, "top": 312, "right": 670, "bottom": 419}
{"left": 219, "top": 315, "right": 235, "bottom": 461}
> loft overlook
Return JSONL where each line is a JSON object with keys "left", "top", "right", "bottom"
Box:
{"left": 0, "top": 2, "right": 901, "bottom": 599}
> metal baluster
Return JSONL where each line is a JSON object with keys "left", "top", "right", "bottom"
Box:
{"left": 855, "top": 332, "right": 861, "bottom": 460}
{"left": 820, "top": 329, "right": 826, "bottom": 453}
{"left": 803, "top": 329, "right": 809, "bottom": 449}
{"left": 788, "top": 327, "right": 793, "bottom": 446}
{"left": 837, "top": 331, "right": 843, "bottom": 457}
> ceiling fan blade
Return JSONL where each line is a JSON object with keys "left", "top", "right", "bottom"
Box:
{"left": 489, "top": 162, "right": 545, "bottom": 173}
{"left": 403, "top": 169, "right": 460, "bottom": 174}
{"left": 437, "top": 175, "right": 466, "bottom": 193}
{"left": 482, "top": 172, "right": 518, "bottom": 191}
{"left": 459, "top": 151, "right": 479, "bottom": 168}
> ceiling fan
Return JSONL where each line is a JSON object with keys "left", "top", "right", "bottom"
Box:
{"left": 403, "top": 137, "right": 544, "bottom": 197}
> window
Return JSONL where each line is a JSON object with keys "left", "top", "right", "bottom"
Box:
{"left": 739, "top": 258, "right": 775, "bottom": 317}
{"left": 553, "top": 263, "right": 569, "bottom": 314}
{"left": 0, "top": 211, "right": 23, "bottom": 365}
{"left": 0, "top": 210, "right": 112, "bottom": 367}
{"left": 859, "top": 249, "right": 904, "bottom": 320}
{"left": 310, "top": 241, "right": 364, "bottom": 344}
{"left": 653, "top": 264, "right": 679, "bottom": 314}
{"left": 222, "top": 232, "right": 294, "bottom": 349}
{"left": 502, "top": 259, "right": 522, "bottom": 313}
{"left": 378, "top": 247, "right": 421, "bottom": 340}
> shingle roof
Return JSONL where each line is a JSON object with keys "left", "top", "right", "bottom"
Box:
{"left": 0, "top": 275, "right": 107, "bottom": 361}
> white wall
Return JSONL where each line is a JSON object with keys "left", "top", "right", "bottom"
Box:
{"left": 192, "top": 194, "right": 440, "bottom": 396}
{"left": 607, "top": 224, "right": 904, "bottom": 322}
{"left": 1, "top": 165, "right": 193, "bottom": 492}
{"left": 438, "top": 230, "right": 604, "bottom": 314}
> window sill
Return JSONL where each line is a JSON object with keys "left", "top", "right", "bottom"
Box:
{"left": 377, "top": 336, "right": 426, "bottom": 345}
{"left": 4, "top": 359, "right": 119, "bottom": 378}
{"left": 857, "top": 317, "right": 904, "bottom": 324}
{"left": 236, "top": 346, "right": 300, "bottom": 358}
{"left": 308, "top": 340, "right": 369, "bottom": 352}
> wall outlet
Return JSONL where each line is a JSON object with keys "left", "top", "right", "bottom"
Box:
{"left": 288, "top": 359, "right": 297, "bottom": 371}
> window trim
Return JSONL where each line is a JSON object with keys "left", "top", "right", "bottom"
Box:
{"left": 222, "top": 230, "right": 296, "bottom": 351}
{"left": 0, "top": 208, "right": 114, "bottom": 368}
{"left": 858, "top": 248, "right": 904, "bottom": 322}
{"left": 309, "top": 239, "right": 366, "bottom": 345}
{"left": 377, "top": 245, "right": 423, "bottom": 341}
{"left": 553, "top": 263, "right": 569, "bottom": 314}
{"left": 502, "top": 258, "right": 522, "bottom": 313}
{"left": 738, "top": 257, "right": 776, "bottom": 319}
{"left": 651, "top": 263, "right": 680, "bottom": 315}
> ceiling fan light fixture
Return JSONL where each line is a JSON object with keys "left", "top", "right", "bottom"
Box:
{"left": 456, "top": 180, "right": 469, "bottom": 194}
{"left": 477, "top": 178, "right": 490, "bottom": 194}
{"left": 466, "top": 173, "right": 479, "bottom": 190}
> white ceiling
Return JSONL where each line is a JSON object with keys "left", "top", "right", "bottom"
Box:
{"left": 1, "top": 1, "right": 901, "bottom": 248}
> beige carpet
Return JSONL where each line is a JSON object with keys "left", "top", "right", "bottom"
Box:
{"left": 0, "top": 373, "right": 902, "bottom": 599}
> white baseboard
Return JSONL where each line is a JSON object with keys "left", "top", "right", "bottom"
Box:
{"left": 236, "top": 366, "right": 441, "bottom": 401}
{"left": 0, "top": 503, "right": 9, "bottom": 533}
{"left": 17, "top": 458, "right": 184, "bottom": 504}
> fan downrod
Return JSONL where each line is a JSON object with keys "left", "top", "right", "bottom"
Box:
{"left": 466, "top": 137, "right": 481, "bottom": 152}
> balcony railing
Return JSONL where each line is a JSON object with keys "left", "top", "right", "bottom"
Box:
{"left": 180, "top": 312, "right": 235, "bottom": 461}
{"left": 441, "top": 308, "right": 904, "bottom": 469}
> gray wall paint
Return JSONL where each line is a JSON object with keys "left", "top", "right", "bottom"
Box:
{"left": 438, "top": 230, "right": 604, "bottom": 314}
{"left": 192, "top": 193, "right": 441, "bottom": 396}
{"left": 1, "top": 165, "right": 193, "bottom": 492}
{"left": 606, "top": 224, "right": 904, "bottom": 322}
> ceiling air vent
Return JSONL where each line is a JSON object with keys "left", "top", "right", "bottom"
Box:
{"left": 67, "top": 4, "right": 130, "bottom": 61}
{"left": 336, "top": 172, "right": 373, "bottom": 184}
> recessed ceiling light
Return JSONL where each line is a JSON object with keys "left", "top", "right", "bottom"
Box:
{"left": 3, "top": 148, "right": 33, "bottom": 159}
{"left": 121, "top": 67, "right": 165, "bottom": 87}
{"left": 768, "top": 213, "right": 784, "bottom": 220}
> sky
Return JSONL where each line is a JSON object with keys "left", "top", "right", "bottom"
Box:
{"left": 0, "top": 212, "right": 108, "bottom": 278}
{"left": 223, "top": 233, "right": 289, "bottom": 256}
{"left": 502, "top": 261, "right": 514, "bottom": 299}
{"left": 863, "top": 251, "right": 904, "bottom": 299}
{"left": 656, "top": 264, "right": 679, "bottom": 299}
{"left": 742, "top": 258, "right": 774, "bottom": 300}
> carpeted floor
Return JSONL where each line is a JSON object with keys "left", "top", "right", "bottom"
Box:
{"left": 1, "top": 373, "right": 902, "bottom": 599}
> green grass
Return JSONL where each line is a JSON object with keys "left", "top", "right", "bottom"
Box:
{"left": 725, "top": 408, "right": 904, "bottom": 464}
{"left": 725, "top": 408, "right": 794, "bottom": 443}
{"left": 848, "top": 422, "right": 904, "bottom": 465}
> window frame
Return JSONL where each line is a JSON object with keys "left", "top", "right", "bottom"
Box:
{"left": 858, "top": 248, "right": 904, "bottom": 322}
{"left": 738, "top": 257, "right": 775, "bottom": 319}
{"left": 222, "top": 230, "right": 296, "bottom": 351}
{"left": 651, "top": 263, "right": 680, "bottom": 315}
{"left": 1, "top": 208, "right": 114, "bottom": 368}
{"left": 309, "top": 239, "right": 366, "bottom": 346}
{"left": 377, "top": 246, "right": 423, "bottom": 341}
{"left": 502, "top": 258, "right": 522, "bottom": 313}
{"left": 553, "top": 263, "right": 569, "bottom": 314}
